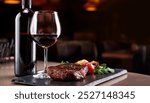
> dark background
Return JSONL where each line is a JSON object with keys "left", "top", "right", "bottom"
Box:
{"left": 0, "top": 0, "right": 150, "bottom": 44}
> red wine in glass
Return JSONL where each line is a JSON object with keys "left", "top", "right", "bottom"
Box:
{"left": 31, "top": 34, "right": 57, "bottom": 48}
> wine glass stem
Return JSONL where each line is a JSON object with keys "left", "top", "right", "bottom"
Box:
{"left": 44, "top": 48, "right": 48, "bottom": 73}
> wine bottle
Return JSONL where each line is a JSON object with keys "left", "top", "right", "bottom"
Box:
{"left": 15, "top": 0, "right": 36, "bottom": 76}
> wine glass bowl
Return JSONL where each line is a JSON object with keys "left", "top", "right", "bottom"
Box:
{"left": 30, "top": 10, "right": 61, "bottom": 78}
{"left": 30, "top": 11, "right": 61, "bottom": 48}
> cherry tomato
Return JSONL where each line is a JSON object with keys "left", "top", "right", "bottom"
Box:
{"left": 86, "top": 63, "right": 95, "bottom": 74}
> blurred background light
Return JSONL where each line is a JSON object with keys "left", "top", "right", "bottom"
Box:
{"left": 4, "top": 0, "right": 20, "bottom": 4}
{"left": 84, "top": 0, "right": 101, "bottom": 11}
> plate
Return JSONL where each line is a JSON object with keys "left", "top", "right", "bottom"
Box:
{"left": 12, "top": 69, "right": 127, "bottom": 86}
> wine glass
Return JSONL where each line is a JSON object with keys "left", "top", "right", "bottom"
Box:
{"left": 30, "top": 10, "right": 61, "bottom": 78}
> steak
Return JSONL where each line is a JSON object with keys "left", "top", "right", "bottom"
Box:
{"left": 47, "top": 63, "right": 88, "bottom": 81}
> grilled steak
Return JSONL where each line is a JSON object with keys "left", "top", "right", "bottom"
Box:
{"left": 47, "top": 63, "right": 88, "bottom": 81}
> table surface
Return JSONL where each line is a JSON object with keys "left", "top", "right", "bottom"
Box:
{"left": 0, "top": 61, "right": 150, "bottom": 86}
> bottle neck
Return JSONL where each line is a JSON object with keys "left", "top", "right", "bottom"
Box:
{"left": 22, "top": 0, "right": 32, "bottom": 9}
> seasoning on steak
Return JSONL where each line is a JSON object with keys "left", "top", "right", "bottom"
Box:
{"left": 47, "top": 63, "right": 88, "bottom": 81}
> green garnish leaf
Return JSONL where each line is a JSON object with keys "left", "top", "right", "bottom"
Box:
{"left": 107, "top": 67, "right": 115, "bottom": 73}
{"left": 94, "top": 63, "right": 115, "bottom": 75}
{"left": 61, "top": 61, "right": 69, "bottom": 64}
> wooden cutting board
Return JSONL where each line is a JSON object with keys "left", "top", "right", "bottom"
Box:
{"left": 12, "top": 69, "right": 127, "bottom": 86}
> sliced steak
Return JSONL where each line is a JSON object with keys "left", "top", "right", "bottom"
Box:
{"left": 47, "top": 63, "right": 88, "bottom": 81}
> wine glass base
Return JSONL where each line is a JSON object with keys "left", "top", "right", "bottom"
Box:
{"left": 33, "top": 70, "right": 50, "bottom": 79}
